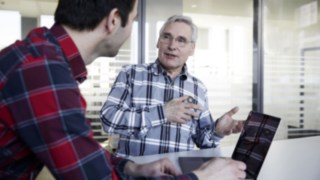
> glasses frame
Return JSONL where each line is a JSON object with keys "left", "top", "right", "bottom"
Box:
{"left": 159, "top": 33, "right": 193, "bottom": 48}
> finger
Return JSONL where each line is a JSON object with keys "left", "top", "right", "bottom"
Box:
{"left": 236, "top": 121, "right": 244, "bottom": 129}
{"left": 231, "top": 127, "right": 241, "bottom": 134}
{"left": 185, "top": 103, "right": 203, "bottom": 111}
{"left": 164, "top": 164, "right": 181, "bottom": 176}
{"left": 188, "top": 110, "right": 201, "bottom": 119}
{"left": 181, "top": 113, "right": 192, "bottom": 122}
{"left": 178, "top": 95, "right": 191, "bottom": 102}
{"left": 238, "top": 162, "right": 246, "bottom": 170}
{"left": 185, "top": 108, "right": 201, "bottom": 119}
{"left": 229, "top": 122, "right": 241, "bottom": 134}
{"left": 155, "top": 169, "right": 179, "bottom": 177}
{"left": 230, "top": 159, "right": 246, "bottom": 169}
{"left": 226, "top": 106, "right": 239, "bottom": 116}
{"left": 172, "top": 112, "right": 191, "bottom": 123}
{"left": 233, "top": 121, "right": 245, "bottom": 132}
{"left": 186, "top": 109, "right": 202, "bottom": 120}
{"left": 158, "top": 158, "right": 181, "bottom": 176}
{"left": 238, "top": 170, "right": 247, "bottom": 179}
{"left": 173, "top": 117, "right": 188, "bottom": 124}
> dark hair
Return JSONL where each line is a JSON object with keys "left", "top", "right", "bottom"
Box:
{"left": 54, "top": 0, "right": 136, "bottom": 31}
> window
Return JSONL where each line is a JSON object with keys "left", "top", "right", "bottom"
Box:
{"left": 0, "top": 10, "right": 21, "bottom": 49}
{"left": 264, "top": 0, "right": 320, "bottom": 139}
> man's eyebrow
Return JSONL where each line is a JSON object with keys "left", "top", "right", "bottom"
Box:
{"left": 162, "top": 32, "right": 172, "bottom": 35}
{"left": 161, "top": 32, "right": 188, "bottom": 40}
{"left": 177, "top": 36, "right": 187, "bottom": 40}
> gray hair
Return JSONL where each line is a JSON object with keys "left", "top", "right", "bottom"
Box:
{"left": 159, "top": 15, "right": 198, "bottom": 43}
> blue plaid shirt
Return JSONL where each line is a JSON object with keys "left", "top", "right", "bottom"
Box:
{"left": 100, "top": 60, "right": 222, "bottom": 157}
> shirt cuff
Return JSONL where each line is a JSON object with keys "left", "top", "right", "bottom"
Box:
{"left": 113, "top": 157, "right": 133, "bottom": 178}
{"left": 213, "top": 131, "right": 223, "bottom": 147}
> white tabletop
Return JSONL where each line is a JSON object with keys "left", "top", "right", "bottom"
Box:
{"left": 129, "top": 136, "right": 320, "bottom": 180}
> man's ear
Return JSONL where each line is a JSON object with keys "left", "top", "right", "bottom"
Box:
{"left": 104, "top": 8, "right": 121, "bottom": 34}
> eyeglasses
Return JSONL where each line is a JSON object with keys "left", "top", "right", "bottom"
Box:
{"left": 159, "top": 34, "right": 193, "bottom": 48}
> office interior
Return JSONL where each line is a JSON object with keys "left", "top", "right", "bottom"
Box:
{"left": 1, "top": 0, "right": 319, "bottom": 149}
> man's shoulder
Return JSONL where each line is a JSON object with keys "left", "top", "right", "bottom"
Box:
{"left": 186, "top": 73, "right": 205, "bottom": 83}
{"left": 0, "top": 27, "right": 51, "bottom": 89}
{"left": 185, "top": 73, "right": 208, "bottom": 91}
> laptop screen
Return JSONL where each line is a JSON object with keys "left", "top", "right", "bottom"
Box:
{"left": 231, "top": 111, "right": 281, "bottom": 179}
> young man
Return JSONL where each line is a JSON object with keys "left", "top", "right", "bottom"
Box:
{"left": 100, "top": 15, "right": 244, "bottom": 157}
{"left": 0, "top": 1, "right": 245, "bottom": 179}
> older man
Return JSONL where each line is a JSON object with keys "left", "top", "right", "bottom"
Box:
{"left": 100, "top": 15, "right": 244, "bottom": 157}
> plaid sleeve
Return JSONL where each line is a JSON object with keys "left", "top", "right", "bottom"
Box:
{"left": 191, "top": 87, "right": 222, "bottom": 148}
{"left": 8, "top": 55, "right": 125, "bottom": 179}
{"left": 100, "top": 66, "right": 166, "bottom": 138}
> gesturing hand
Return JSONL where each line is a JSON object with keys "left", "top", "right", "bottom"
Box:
{"left": 163, "top": 96, "right": 203, "bottom": 124}
{"left": 215, "top": 106, "right": 245, "bottom": 136}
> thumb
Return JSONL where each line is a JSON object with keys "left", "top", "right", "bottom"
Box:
{"left": 226, "top": 106, "right": 239, "bottom": 116}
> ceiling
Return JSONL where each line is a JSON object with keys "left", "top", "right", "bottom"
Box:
{"left": 0, "top": 0, "right": 58, "bottom": 17}
{"left": 183, "top": 0, "right": 253, "bottom": 17}
{"left": 1, "top": 0, "right": 252, "bottom": 17}
{"left": 0, "top": 0, "right": 312, "bottom": 19}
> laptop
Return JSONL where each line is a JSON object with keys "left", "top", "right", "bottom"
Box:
{"left": 178, "top": 111, "right": 281, "bottom": 180}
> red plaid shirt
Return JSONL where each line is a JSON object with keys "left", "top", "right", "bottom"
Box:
{"left": 0, "top": 24, "right": 197, "bottom": 180}
{"left": 0, "top": 24, "right": 129, "bottom": 179}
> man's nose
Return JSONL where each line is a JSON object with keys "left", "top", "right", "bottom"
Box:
{"left": 168, "top": 38, "right": 179, "bottom": 49}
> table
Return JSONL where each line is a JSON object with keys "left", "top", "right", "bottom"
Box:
{"left": 129, "top": 136, "right": 320, "bottom": 180}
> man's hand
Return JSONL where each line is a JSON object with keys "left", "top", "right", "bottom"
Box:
{"left": 163, "top": 96, "right": 203, "bottom": 124}
{"left": 124, "top": 158, "right": 181, "bottom": 177}
{"left": 215, "top": 106, "right": 245, "bottom": 136}
{"left": 193, "top": 157, "right": 246, "bottom": 180}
